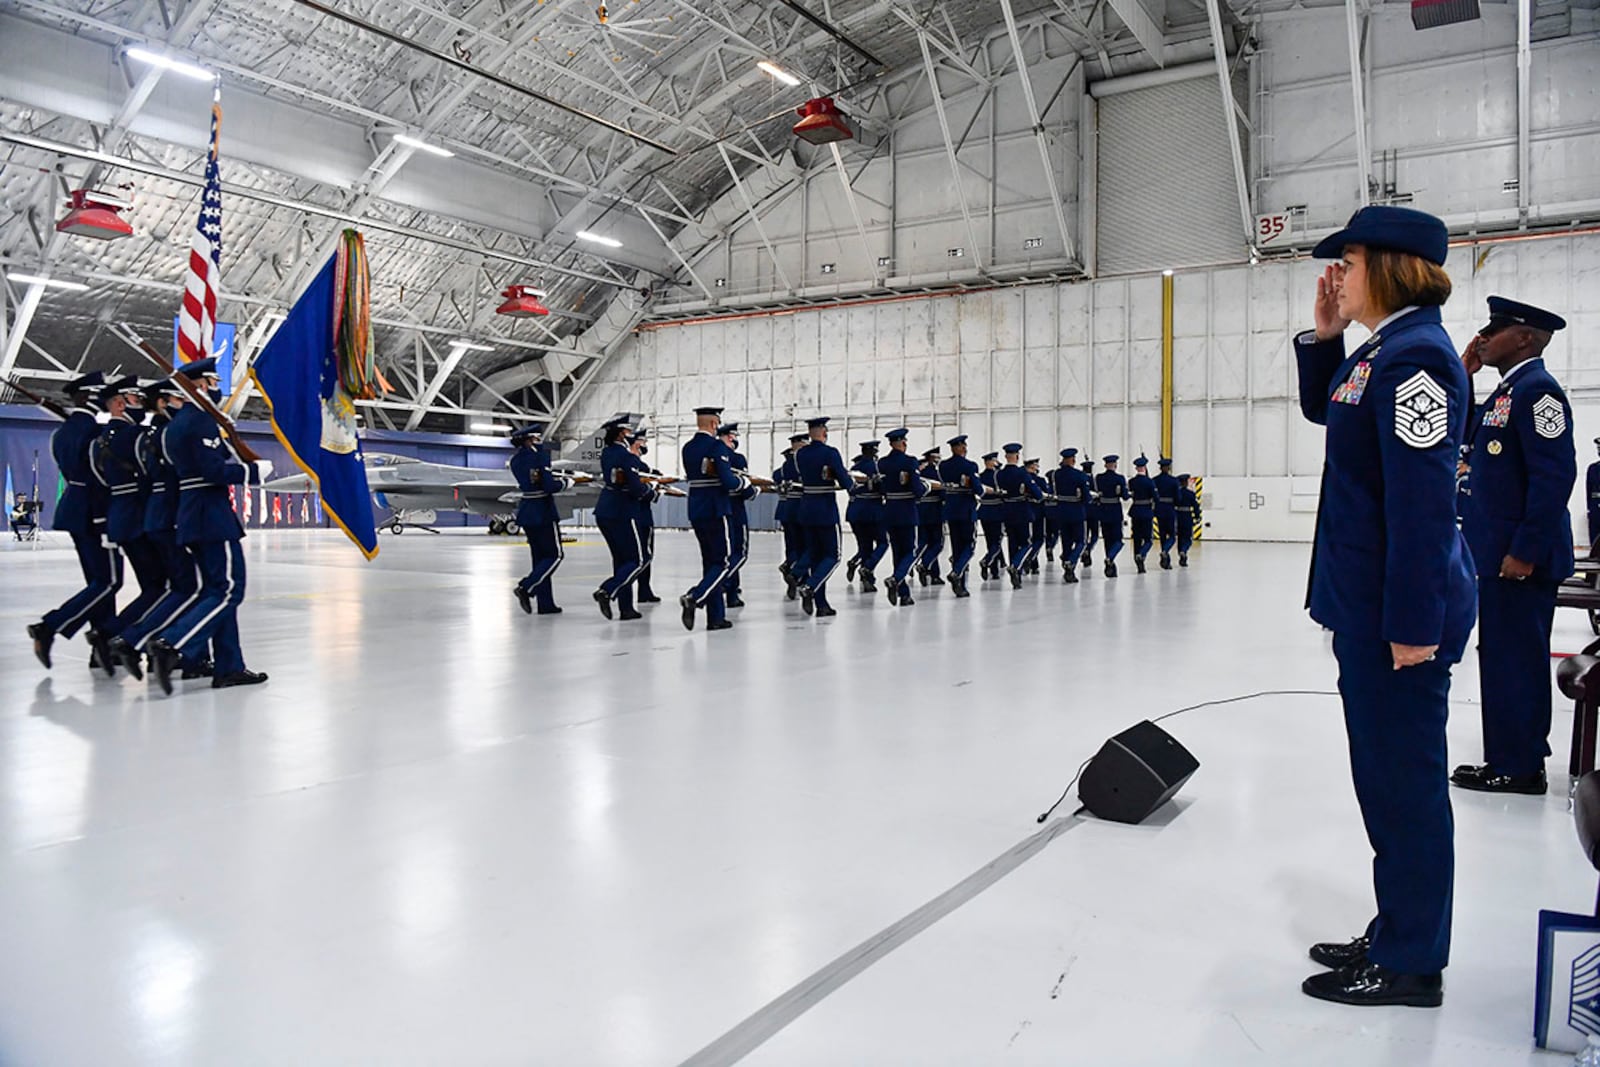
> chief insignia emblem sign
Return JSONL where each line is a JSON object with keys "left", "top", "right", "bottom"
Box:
{"left": 1534, "top": 394, "right": 1567, "bottom": 440}
{"left": 1393, "top": 371, "right": 1449, "bottom": 449}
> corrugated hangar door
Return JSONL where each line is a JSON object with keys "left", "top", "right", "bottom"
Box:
{"left": 1097, "top": 75, "right": 1247, "bottom": 274}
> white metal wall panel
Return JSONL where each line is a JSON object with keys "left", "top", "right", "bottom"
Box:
{"left": 1210, "top": 403, "right": 1248, "bottom": 476}
{"left": 1097, "top": 77, "right": 1245, "bottom": 274}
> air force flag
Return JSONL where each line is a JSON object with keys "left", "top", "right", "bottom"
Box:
{"left": 250, "top": 254, "right": 379, "bottom": 559}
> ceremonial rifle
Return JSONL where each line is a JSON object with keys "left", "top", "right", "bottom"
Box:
{"left": 0, "top": 376, "right": 68, "bottom": 420}
{"left": 110, "top": 323, "right": 261, "bottom": 463}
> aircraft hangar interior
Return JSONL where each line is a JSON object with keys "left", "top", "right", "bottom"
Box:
{"left": 1, "top": 0, "right": 1598, "bottom": 1062}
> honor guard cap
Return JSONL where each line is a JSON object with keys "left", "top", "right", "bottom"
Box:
{"left": 176, "top": 357, "right": 218, "bottom": 378}
{"left": 859, "top": 440, "right": 880, "bottom": 451}
{"left": 1025, "top": 458, "right": 1039, "bottom": 466}
{"left": 982, "top": 451, "right": 999, "bottom": 461}
{"left": 509, "top": 423, "right": 544, "bottom": 441}
{"left": 1486, "top": 296, "right": 1566, "bottom": 333}
{"left": 1003, "top": 442, "right": 1022, "bottom": 454}
{"left": 1158, "top": 457, "right": 1172, "bottom": 467}
{"left": 1103, "top": 454, "right": 1119, "bottom": 463}
{"left": 947, "top": 434, "right": 968, "bottom": 447}
{"left": 693, "top": 406, "right": 723, "bottom": 416}
{"left": 145, "top": 379, "right": 183, "bottom": 401}
{"left": 886, "top": 428, "right": 909, "bottom": 441}
{"left": 717, "top": 422, "right": 740, "bottom": 435}
{"left": 789, "top": 433, "right": 810, "bottom": 444}
{"left": 806, "top": 416, "right": 830, "bottom": 429}
{"left": 1178, "top": 473, "right": 1192, "bottom": 480}
{"left": 65, "top": 370, "right": 107, "bottom": 393}
{"left": 1312, "top": 205, "right": 1448, "bottom": 266}
{"left": 1134, "top": 456, "right": 1149, "bottom": 467}
{"left": 922, "top": 448, "right": 940, "bottom": 459}
{"left": 103, "top": 374, "right": 142, "bottom": 395}
{"left": 1061, "top": 448, "right": 1078, "bottom": 458}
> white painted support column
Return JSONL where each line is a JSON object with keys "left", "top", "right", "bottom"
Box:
{"left": 918, "top": 33, "right": 986, "bottom": 271}
{"left": 1204, "top": 0, "right": 1256, "bottom": 245}
{"left": 0, "top": 284, "right": 45, "bottom": 378}
{"left": 998, "top": 0, "right": 1079, "bottom": 264}
{"left": 1344, "top": 0, "right": 1371, "bottom": 206}
{"left": 1517, "top": 0, "right": 1532, "bottom": 220}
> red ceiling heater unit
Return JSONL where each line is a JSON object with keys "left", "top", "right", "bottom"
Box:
{"left": 55, "top": 189, "right": 134, "bottom": 241}
{"left": 793, "top": 97, "right": 853, "bottom": 145}
{"left": 1411, "top": 0, "right": 1480, "bottom": 28}
{"left": 496, "top": 284, "right": 550, "bottom": 318}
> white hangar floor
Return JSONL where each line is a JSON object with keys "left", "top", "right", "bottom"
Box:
{"left": 0, "top": 529, "right": 1589, "bottom": 1065}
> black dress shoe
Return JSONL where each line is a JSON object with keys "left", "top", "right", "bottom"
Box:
{"left": 514, "top": 586, "right": 533, "bottom": 615}
{"left": 1450, "top": 764, "right": 1547, "bottom": 795}
{"left": 800, "top": 588, "right": 815, "bottom": 616}
{"left": 593, "top": 589, "right": 614, "bottom": 620}
{"left": 1179, "top": 554, "right": 1188, "bottom": 567}
{"left": 213, "top": 669, "right": 269, "bottom": 689}
{"left": 930, "top": 574, "right": 945, "bottom": 586}
{"left": 28, "top": 622, "right": 54, "bottom": 669}
{"left": 885, "top": 581, "right": 899, "bottom": 605}
{"left": 780, "top": 563, "right": 798, "bottom": 599}
{"left": 637, "top": 593, "right": 662, "bottom": 603}
{"left": 110, "top": 637, "right": 144, "bottom": 680}
{"left": 847, "top": 559, "right": 858, "bottom": 582}
{"left": 861, "top": 575, "right": 877, "bottom": 593}
{"left": 1301, "top": 960, "right": 1442, "bottom": 1008}
{"left": 1008, "top": 566, "right": 1022, "bottom": 590}
{"left": 1082, "top": 552, "right": 1093, "bottom": 566}
{"left": 536, "top": 605, "right": 563, "bottom": 615}
{"left": 898, "top": 589, "right": 915, "bottom": 607}
{"left": 1309, "top": 935, "right": 1370, "bottom": 969}
{"left": 725, "top": 593, "right": 745, "bottom": 608}
{"left": 814, "top": 604, "right": 837, "bottom": 618}
{"left": 952, "top": 577, "right": 970, "bottom": 598}
{"left": 707, "top": 619, "right": 734, "bottom": 631}
{"left": 1063, "top": 567, "right": 1078, "bottom": 584}
{"left": 181, "top": 658, "right": 214, "bottom": 680}
{"left": 619, "top": 609, "right": 643, "bottom": 621}
{"left": 149, "top": 639, "right": 181, "bottom": 696}
{"left": 1106, "top": 561, "right": 1118, "bottom": 578}
{"left": 680, "top": 594, "right": 697, "bottom": 631}
{"left": 1160, "top": 553, "right": 1172, "bottom": 570}
{"left": 1135, "top": 556, "right": 1147, "bottom": 574}
{"left": 916, "top": 567, "right": 928, "bottom": 587}
{"left": 87, "top": 629, "right": 116, "bottom": 678}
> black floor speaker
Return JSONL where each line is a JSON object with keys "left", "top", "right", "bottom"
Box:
{"left": 1078, "top": 720, "right": 1199, "bottom": 824}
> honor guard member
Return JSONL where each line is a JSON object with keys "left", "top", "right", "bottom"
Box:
{"left": 1095, "top": 455, "right": 1130, "bottom": 577}
{"left": 1128, "top": 456, "right": 1157, "bottom": 574}
{"left": 1024, "top": 459, "right": 1048, "bottom": 574}
{"left": 1051, "top": 449, "right": 1091, "bottom": 582}
{"left": 845, "top": 440, "right": 887, "bottom": 592}
{"left": 776, "top": 433, "right": 808, "bottom": 599}
{"left": 996, "top": 444, "right": 1039, "bottom": 588}
{"left": 147, "top": 357, "right": 271, "bottom": 694}
{"left": 29, "top": 370, "right": 120, "bottom": 671}
{"left": 1080, "top": 457, "right": 1099, "bottom": 569}
{"left": 1455, "top": 297, "right": 1576, "bottom": 795}
{"left": 1175, "top": 474, "right": 1200, "bottom": 566}
{"left": 976, "top": 452, "right": 1005, "bottom": 580}
{"left": 631, "top": 430, "right": 663, "bottom": 603}
{"left": 592, "top": 421, "right": 654, "bottom": 622}
{"left": 878, "top": 428, "right": 927, "bottom": 606}
{"left": 1153, "top": 458, "right": 1181, "bottom": 569}
{"left": 1588, "top": 438, "right": 1600, "bottom": 550}
{"left": 915, "top": 447, "right": 946, "bottom": 585}
{"left": 508, "top": 423, "right": 570, "bottom": 616}
{"left": 938, "top": 435, "right": 981, "bottom": 597}
{"left": 719, "top": 423, "right": 758, "bottom": 608}
{"left": 1041, "top": 460, "right": 1063, "bottom": 564}
{"left": 1294, "top": 205, "right": 1474, "bottom": 1007}
{"left": 681, "top": 406, "right": 747, "bottom": 631}
{"left": 95, "top": 376, "right": 168, "bottom": 660}
{"left": 791, "top": 416, "right": 852, "bottom": 617}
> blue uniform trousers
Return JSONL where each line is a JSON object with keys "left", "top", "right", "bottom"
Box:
{"left": 517, "top": 517, "right": 563, "bottom": 611}
{"left": 117, "top": 532, "right": 200, "bottom": 652}
{"left": 916, "top": 517, "right": 944, "bottom": 577}
{"left": 1333, "top": 632, "right": 1454, "bottom": 975}
{"left": 1029, "top": 512, "right": 1046, "bottom": 563}
{"left": 1004, "top": 517, "right": 1034, "bottom": 571}
{"left": 1131, "top": 514, "right": 1155, "bottom": 559}
{"left": 946, "top": 519, "right": 976, "bottom": 579}
{"left": 1058, "top": 517, "right": 1087, "bottom": 568}
{"left": 1084, "top": 517, "right": 1100, "bottom": 554}
{"left": 111, "top": 535, "right": 167, "bottom": 637}
{"left": 43, "top": 529, "right": 122, "bottom": 638}
{"left": 1099, "top": 515, "right": 1124, "bottom": 560}
{"left": 979, "top": 517, "right": 1004, "bottom": 570}
{"left": 159, "top": 539, "right": 248, "bottom": 677}
{"left": 688, "top": 515, "right": 732, "bottom": 624}
{"left": 725, "top": 512, "right": 749, "bottom": 596}
{"left": 795, "top": 523, "right": 841, "bottom": 607}
{"left": 1043, "top": 516, "right": 1061, "bottom": 557}
{"left": 886, "top": 524, "right": 919, "bottom": 591}
{"left": 1176, "top": 514, "right": 1195, "bottom": 555}
{"left": 1156, "top": 508, "right": 1178, "bottom": 554}
{"left": 1477, "top": 577, "right": 1558, "bottom": 777}
{"left": 635, "top": 520, "right": 657, "bottom": 598}
{"left": 848, "top": 520, "right": 887, "bottom": 576}
{"left": 598, "top": 517, "right": 646, "bottom": 613}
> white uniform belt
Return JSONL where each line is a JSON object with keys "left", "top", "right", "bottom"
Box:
{"left": 520, "top": 491, "right": 549, "bottom": 499}
{"left": 802, "top": 487, "right": 836, "bottom": 494}
{"left": 688, "top": 479, "right": 721, "bottom": 488}
{"left": 884, "top": 492, "right": 915, "bottom": 500}
{"left": 111, "top": 486, "right": 141, "bottom": 496}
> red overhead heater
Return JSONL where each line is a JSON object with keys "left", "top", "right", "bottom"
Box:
{"left": 1411, "top": 0, "right": 1480, "bottom": 28}
{"left": 793, "top": 97, "right": 852, "bottom": 145}
{"left": 496, "top": 284, "right": 550, "bottom": 318}
{"left": 55, "top": 189, "right": 133, "bottom": 241}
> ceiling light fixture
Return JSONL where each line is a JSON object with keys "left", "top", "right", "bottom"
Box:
{"left": 393, "top": 134, "right": 454, "bottom": 157}
{"left": 757, "top": 61, "right": 801, "bottom": 87}
{"left": 449, "top": 339, "right": 494, "bottom": 351}
{"left": 124, "top": 47, "right": 215, "bottom": 81}
{"left": 470, "top": 422, "right": 510, "bottom": 433}
{"left": 7, "top": 273, "right": 89, "bottom": 292}
{"left": 575, "top": 230, "right": 622, "bottom": 248}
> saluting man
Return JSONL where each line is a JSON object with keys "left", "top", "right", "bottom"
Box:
{"left": 1455, "top": 297, "right": 1576, "bottom": 796}
{"left": 791, "top": 416, "right": 852, "bottom": 617}
{"left": 681, "top": 406, "right": 748, "bottom": 632}
{"left": 1153, "top": 458, "right": 1180, "bottom": 570}
{"left": 1095, "top": 455, "right": 1130, "bottom": 577}
{"left": 878, "top": 428, "right": 927, "bottom": 606}
{"left": 1051, "top": 449, "right": 1091, "bottom": 583}
{"left": 939, "top": 434, "right": 980, "bottom": 597}
{"left": 845, "top": 439, "right": 887, "bottom": 593}
{"left": 976, "top": 451, "right": 1004, "bottom": 580}
{"left": 508, "top": 423, "right": 570, "bottom": 616}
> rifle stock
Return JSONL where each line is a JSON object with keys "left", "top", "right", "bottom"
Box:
{"left": 0, "top": 376, "right": 68, "bottom": 420}
{"left": 112, "top": 324, "right": 261, "bottom": 464}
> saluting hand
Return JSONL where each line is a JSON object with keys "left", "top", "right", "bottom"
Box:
{"left": 1461, "top": 334, "right": 1485, "bottom": 376}
{"left": 1313, "top": 264, "right": 1350, "bottom": 341}
{"left": 1391, "top": 642, "right": 1439, "bottom": 670}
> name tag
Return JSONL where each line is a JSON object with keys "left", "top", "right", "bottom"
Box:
{"left": 1332, "top": 360, "right": 1372, "bottom": 405}
{"left": 1482, "top": 394, "right": 1512, "bottom": 428}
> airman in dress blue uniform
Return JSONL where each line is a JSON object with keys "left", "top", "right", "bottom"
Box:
{"left": 681, "top": 406, "right": 749, "bottom": 631}
{"left": 915, "top": 447, "right": 946, "bottom": 586}
{"left": 977, "top": 452, "right": 1004, "bottom": 580}
{"left": 95, "top": 377, "right": 168, "bottom": 657}
{"left": 30, "top": 371, "right": 121, "bottom": 672}
{"left": 1587, "top": 439, "right": 1600, "bottom": 550}
{"left": 592, "top": 420, "right": 655, "bottom": 622}
{"left": 630, "top": 429, "right": 663, "bottom": 603}
{"left": 1095, "top": 455, "right": 1129, "bottom": 577}
{"left": 508, "top": 423, "right": 571, "bottom": 616}
{"left": 791, "top": 416, "right": 852, "bottom": 617}
{"left": 997, "top": 444, "right": 1040, "bottom": 588}
{"left": 1153, "top": 458, "right": 1180, "bottom": 570}
{"left": 1024, "top": 459, "right": 1048, "bottom": 574}
{"left": 1294, "top": 205, "right": 1475, "bottom": 1008}
{"left": 776, "top": 433, "right": 808, "bottom": 600}
{"left": 1128, "top": 456, "right": 1156, "bottom": 574}
{"left": 1050, "top": 449, "right": 1091, "bottom": 583}
{"left": 938, "top": 435, "right": 981, "bottom": 598}
{"left": 1455, "top": 296, "right": 1575, "bottom": 796}
{"left": 148, "top": 358, "right": 270, "bottom": 694}
{"left": 845, "top": 440, "right": 887, "bottom": 593}
{"left": 1080, "top": 457, "right": 1099, "bottom": 569}
{"left": 1175, "top": 475, "right": 1200, "bottom": 566}
{"left": 719, "top": 423, "right": 758, "bottom": 608}
{"left": 878, "top": 428, "right": 926, "bottom": 606}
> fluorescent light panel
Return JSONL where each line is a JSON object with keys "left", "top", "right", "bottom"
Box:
{"left": 757, "top": 61, "right": 801, "bottom": 87}
{"left": 449, "top": 339, "right": 494, "bottom": 351}
{"left": 7, "top": 273, "right": 89, "bottom": 292}
{"left": 575, "top": 230, "right": 622, "bottom": 248}
{"left": 125, "top": 47, "right": 214, "bottom": 81}
{"left": 471, "top": 422, "right": 509, "bottom": 432}
{"left": 393, "top": 134, "right": 455, "bottom": 158}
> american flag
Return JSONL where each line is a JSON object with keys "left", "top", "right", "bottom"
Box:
{"left": 177, "top": 90, "right": 222, "bottom": 365}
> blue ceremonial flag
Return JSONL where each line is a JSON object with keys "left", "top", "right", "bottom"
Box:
{"left": 250, "top": 252, "right": 379, "bottom": 559}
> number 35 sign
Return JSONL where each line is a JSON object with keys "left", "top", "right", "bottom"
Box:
{"left": 1256, "top": 213, "right": 1293, "bottom": 247}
